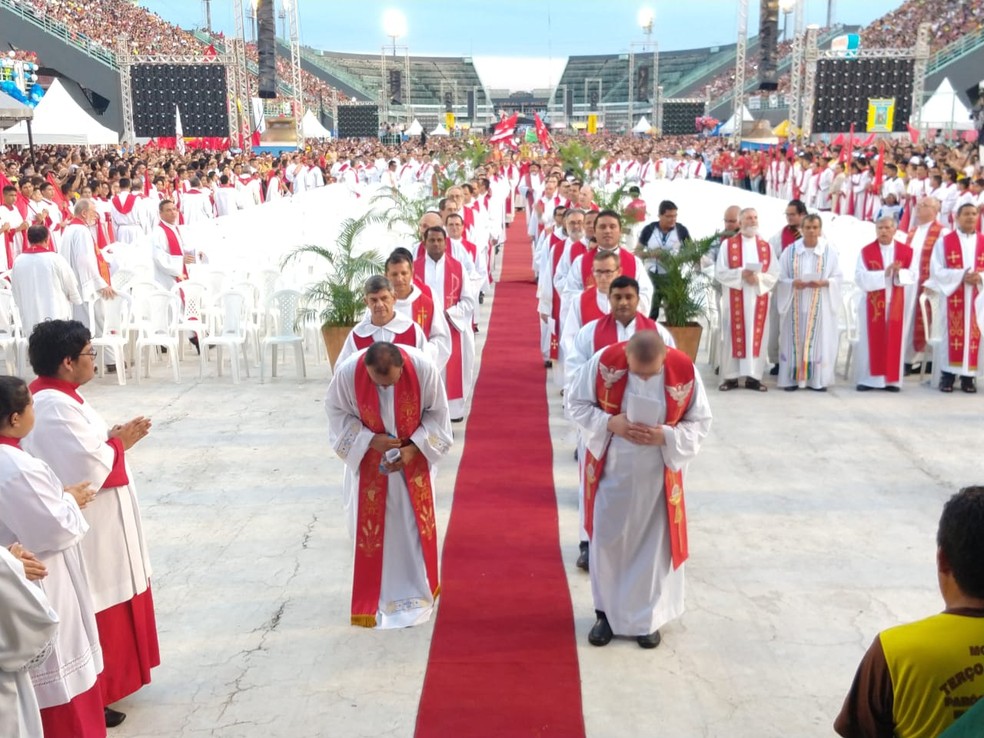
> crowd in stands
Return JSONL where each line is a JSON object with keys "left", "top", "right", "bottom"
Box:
{"left": 860, "top": 0, "right": 984, "bottom": 50}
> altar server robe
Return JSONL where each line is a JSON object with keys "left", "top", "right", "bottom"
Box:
{"left": 10, "top": 250, "right": 82, "bottom": 337}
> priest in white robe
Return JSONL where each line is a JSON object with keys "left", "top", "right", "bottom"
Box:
{"left": 567, "top": 331, "right": 712, "bottom": 647}
{"left": 853, "top": 217, "right": 918, "bottom": 391}
{"left": 0, "top": 375, "right": 104, "bottom": 737}
{"left": 336, "top": 275, "right": 431, "bottom": 367}
{"left": 560, "top": 248, "right": 619, "bottom": 377}
{"left": 715, "top": 208, "right": 780, "bottom": 391}
{"left": 22, "top": 320, "right": 158, "bottom": 725}
{"left": 385, "top": 248, "right": 452, "bottom": 369}
{"left": 923, "top": 203, "right": 984, "bottom": 393}
{"left": 325, "top": 342, "right": 453, "bottom": 629}
{"left": 0, "top": 544, "right": 59, "bottom": 738}
{"left": 108, "top": 181, "right": 145, "bottom": 244}
{"left": 902, "top": 197, "right": 948, "bottom": 367}
{"left": 151, "top": 199, "right": 198, "bottom": 291}
{"left": 1, "top": 184, "right": 29, "bottom": 268}
{"left": 11, "top": 225, "right": 82, "bottom": 338}
{"left": 776, "top": 214, "right": 843, "bottom": 391}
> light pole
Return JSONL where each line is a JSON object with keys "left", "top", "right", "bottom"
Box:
{"left": 637, "top": 7, "right": 655, "bottom": 51}
{"left": 247, "top": 0, "right": 258, "bottom": 43}
{"left": 779, "top": 0, "right": 796, "bottom": 42}
{"left": 383, "top": 8, "right": 406, "bottom": 58}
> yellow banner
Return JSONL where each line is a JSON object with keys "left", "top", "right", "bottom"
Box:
{"left": 445, "top": 112, "right": 456, "bottom": 130}
{"left": 587, "top": 114, "right": 598, "bottom": 134}
{"left": 867, "top": 98, "right": 895, "bottom": 133}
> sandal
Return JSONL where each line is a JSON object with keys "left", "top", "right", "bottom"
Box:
{"left": 745, "top": 378, "right": 768, "bottom": 392}
{"left": 718, "top": 379, "right": 739, "bottom": 391}
{"left": 961, "top": 377, "right": 977, "bottom": 394}
{"left": 940, "top": 373, "right": 955, "bottom": 393}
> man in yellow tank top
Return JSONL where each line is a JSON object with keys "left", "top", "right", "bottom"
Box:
{"left": 834, "top": 486, "right": 984, "bottom": 738}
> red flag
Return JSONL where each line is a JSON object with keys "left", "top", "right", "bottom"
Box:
{"left": 0, "top": 171, "right": 11, "bottom": 192}
{"left": 872, "top": 141, "right": 885, "bottom": 192}
{"left": 859, "top": 132, "right": 876, "bottom": 148}
{"left": 830, "top": 133, "right": 846, "bottom": 147}
{"left": 899, "top": 202, "right": 911, "bottom": 232}
{"left": 204, "top": 44, "right": 218, "bottom": 59}
{"left": 906, "top": 123, "right": 919, "bottom": 144}
{"left": 533, "top": 112, "right": 551, "bottom": 149}
{"left": 489, "top": 112, "right": 517, "bottom": 145}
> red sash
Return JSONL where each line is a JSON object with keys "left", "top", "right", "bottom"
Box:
{"left": 111, "top": 193, "right": 137, "bottom": 215}
{"left": 726, "top": 235, "right": 771, "bottom": 359}
{"left": 592, "top": 313, "right": 656, "bottom": 353}
{"left": 410, "top": 282, "right": 435, "bottom": 336}
{"left": 414, "top": 253, "right": 465, "bottom": 399}
{"left": 352, "top": 324, "right": 417, "bottom": 350}
{"left": 69, "top": 218, "right": 111, "bottom": 286}
{"left": 159, "top": 222, "right": 187, "bottom": 280}
{"left": 580, "top": 247, "right": 636, "bottom": 288}
{"left": 582, "top": 342, "right": 695, "bottom": 569}
{"left": 942, "top": 232, "right": 984, "bottom": 370}
{"left": 579, "top": 287, "right": 606, "bottom": 326}
{"left": 351, "top": 351, "right": 438, "bottom": 627}
{"left": 905, "top": 221, "right": 943, "bottom": 353}
{"left": 862, "top": 241, "right": 912, "bottom": 382}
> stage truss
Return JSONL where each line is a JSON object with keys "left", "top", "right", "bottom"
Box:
{"left": 628, "top": 42, "right": 660, "bottom": 130}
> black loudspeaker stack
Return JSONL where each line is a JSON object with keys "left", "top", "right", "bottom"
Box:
{"left": 257, "top": 0, "right": 277, "bottom": 99}
{"left": 758, "top": 0, "right": 780, "bottom": 91}
{"left": 466, "top": 90, "right": 475, "bottom": 119}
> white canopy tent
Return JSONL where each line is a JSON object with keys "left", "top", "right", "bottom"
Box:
{"left": 406, "top": 118, "right": 423, "bottom": 136}
{"left": 429, "top": 123, "right": 450, "bottom": 136}
{"left": 918, "top": 77, "right": 973, "bottom": 130}
{"left": 301, "top": 109, "right": 331, "bottom": 139}
{"left": 0, "top": 90, "right": 33, "bottom": 129}
{"left": 0, "top": 78, "right": 118, "bottom": 145}
{"left": 632, "top": 116, "right": 652, "bottom": 134}
{"left": 718, "top": 105, "right": 755, "bottom": 136}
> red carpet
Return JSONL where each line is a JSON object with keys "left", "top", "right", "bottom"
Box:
{"left": 415, "top": 214, "right": 586, "bottom": 738}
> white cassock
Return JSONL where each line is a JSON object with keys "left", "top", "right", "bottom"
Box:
{"left": 305, "top": 166, "right": 325, "bottom": 190}
{"left": 151, "top": 221, "right": 194, "bottom": 291}
{"left": 422, "top": 255, "right": 478, "bottom": 419}
{"left": 325, "top": 346, "right": 453, "bottom": 628}
{"left": 568, "top": 317, "right": 676, "bottom": 382}
{"left": 714, "top": 235, "right": 780, "bottom": 381}
{"left": 213, "top": 186, "right": 240, "bottom": 217}
{"left": 394, "top": 284, "right": 452, "bottom": 369}
{"left": 180, "top": 190, "right": 214, "bottom": 225}
{"left": 0, "top": 546, "right": 59, "bottom": 738}
{"left": 924, "top": 230, "right": 984, "bottom": 378}
{"left": 10, "top": 251, "right": 82, "bottom": 337}
{"left": 565, "top": 250, "right": 654, "bottom": 317}
{"left": 109, "top": 194, "right": 145, "bottom": 244}
{"left": 0, "top": 443, "right": 102, "bottom": 711}
{"left": 903, "top": 221, "right": 949, "bottom": 362}
{"left": 1, "top": 204, "right": 27, "bottom": 267}
{"left": 775, "top": 239, "right": 843, "bottom": 389}
{"left": 60, "top": 222, "right": 106, "bottom": 327}
{"left": 853, "top": 242, "right": 917, "bottom": 389}
{"left": 561, "top": 290, "right": 610, "bottom": 379}
{"left": 22, "top": 386, "right": 153, "bottom": 614}
{"left": 567, "top": 350, "right": 712, "bottom": 636}
{"left": 335, "top": 312, "right": 431, "bottom": 368}
{"left": 266, "top": 176, "right": 286, "bottom": 203}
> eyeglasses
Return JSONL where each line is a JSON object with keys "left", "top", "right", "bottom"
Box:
{"left": 77, "top": 349, "right": 97, "bottom": 358}
{"left": 593, "top": 269, "right": 618, "bottom": 277}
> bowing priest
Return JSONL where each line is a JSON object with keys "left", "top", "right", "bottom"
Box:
{"left": 414, "top": 226, "right": 477, "bottom": 422}
{"left": 853, "top": 217, "right": 917, "bottom": 392}
{"left": 325, "top": 342, "right": 453, "bottom": 628}
{"left": 336, "top": 276, "right": 431, "bottom": 367}
{"left": 924, "top": 203, "right": 984, "bottom": 394}
{"left": 23, "top": 320, "right": 158, "bottom": 728}
{"left": 715, "top": 208, "right": 780, "bottom": 392}
{"left": 775, "top": 214, "right": 843, "bottom": 392}
{"left": 567, "top": 330, "right": 712, "bottom": 649}
{"left": 385, "top": 248, "right": 451, "bottom": 369}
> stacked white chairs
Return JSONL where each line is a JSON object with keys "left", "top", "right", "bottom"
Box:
{"left": 260, "top": 289, "right": 306, "bottom": 383}
{"left": 133, "top": 289, "right": 181, "bottom": 383}
{"left": 230, "top": 280, "right": 262, "bottom": 365}
{"left": 170, "top": 280, "right": 210, "bottom": 366}
{"left": 201, "top": 290, "right": 252, "bottom": 383}
{"left": 919, "top": 291, "right": 943, "bottom": 388}
{"left": 0, "top": 287, "right": 27, "bottom": 376}
{"left": 88, "top": 293, "right": 132, "bottom": 385}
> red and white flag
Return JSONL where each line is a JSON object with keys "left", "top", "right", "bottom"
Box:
{"left": 533, "top": 112, "right": 552, "bottom": 150}
{"left": 175, "top": 105, "right": 186, "bottom": 155}
{"left": 490, "top": 112, "right": 518, "bottom": 144}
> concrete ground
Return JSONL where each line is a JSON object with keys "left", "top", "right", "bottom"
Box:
{"left": 79, "top": 292, "right": 983, "bottom": 738}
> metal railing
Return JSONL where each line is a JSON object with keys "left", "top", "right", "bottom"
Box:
{"left": 298, "top": 49, "right": 372, "bottom": 97}
{"left": 927, "top": 25, "right": 984, "bottom": 76}
{"left": 0, "top": 0, "right": 117, "bottom": 68}
{"left": 666, "top": 41, "right": 761, "bottom": 98}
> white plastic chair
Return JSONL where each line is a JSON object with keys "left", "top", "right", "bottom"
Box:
{"left": 135, "top": 290, "right": 181, "bottom": 383}
{"left": 88, "top": 293, "right": 132, "bottom": 385}
{"left": 201, "top": 290, "right": 252, "bottom": 383}
{"left": 704, "top": 284, "right": 722, "bottom": 370}
{"left": 0, "top": 288, "right": 26, "bottom": 376}
{"left": 170, "top": 279, "right": 210, "bottom": 365}
{"left": 919, "top": 291, "right": 943, "bottom": 387}
{"left": 841, "top": 290, "right": 863, "bottom": 380}
{"left": 230, "top": 280, "right": 262, "bottom": 365}
{"left": 260, "top": 289, "right": 306, "bottom": 383}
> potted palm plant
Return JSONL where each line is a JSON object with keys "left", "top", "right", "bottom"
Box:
{"left": 281, "top": 210, "right": 384, "bottom": 368}
{"left": 639, "top": 234, "right": 718, "bottom": 361}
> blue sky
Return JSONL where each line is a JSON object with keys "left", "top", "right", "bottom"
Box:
{"left": 140, "top": 0, "right": 904, "bottom": 89}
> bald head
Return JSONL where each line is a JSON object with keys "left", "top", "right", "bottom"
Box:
{"left": 626, "top": 330, "right": 668, "bottom": 378}
{"left": 418, "top": 211, "right": 443, "bottom": 238}
{"left": 724, "top": 205, "right": 740, "bottom": 233}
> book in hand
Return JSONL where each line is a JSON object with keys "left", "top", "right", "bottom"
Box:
{"left": 744, "top": 262, "right": 763, "bottom": 273}
{"left": 626, "top": 393, "right": 663, "bottom": 427}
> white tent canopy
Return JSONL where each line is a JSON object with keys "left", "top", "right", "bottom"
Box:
{"left": 918, "top": 77, "right": 973, "bottom": 130}
{"left": 301, "top": 109, "right": 331, "bottom": 139}
{"left": 632, "top": 116, "right": 652, "bottom": 133}
{"left": 406, "top": 118, "right": 423, "bottom": 136}
{"left": 718, "top": 105, "right": 755, "bottom": 136}
{"left": 429, "top": 123, "right": 449, "bottom": 136}
{"left": 0, "top": 78, "right": 118, "bottom": 146}
{"left": 0, "top": 90, "right": 33, "bottom": 128}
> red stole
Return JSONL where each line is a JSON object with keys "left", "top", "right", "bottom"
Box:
{"left": 111, "top": 193, "right": 138, "bottom": 215}
{"left": 582, "top": 343, "right": 696, "bottom": 569}
{"left": 159, "top": 222, "right": 188, "bottom": 281}
{"left": 780, "top": 226, "right": 800, "bottom": 251}
{"left": 410, "top": 282, "right": 435, "bottom": 336}
{"left": 861, "top": 241, "right": 913, "bottom": 382}
{"left": 905, "top": 221, "right": 943, "bottom": 353}
{"left": 579, "top": 287, "right": 606, "bottom": 326}
{"left": 725, "top": 235, "right": 771, "bottom": 359}
{"left": 351, "top": 351, "right": 438, "bottom": 627}
{"left": 580, "top": 247, "right": 636, "bottom": 288}
{"left": 592, "top": 313, "right": 656, "bottom": 353}
{"left": 69, "top": 218, "right": 111, "bottom": 286}
{"left": 413, "top": 253, "right": 465, "bottom": 399}
{"left": 352, "top": 323, "right": 417, "bottom": 350}
{"left": 942, "top": 232, "right": 984, "bottom": 370}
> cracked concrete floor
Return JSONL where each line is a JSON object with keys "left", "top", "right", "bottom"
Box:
{"left": 79, "top": 303, "right": 984, "bottom": 738}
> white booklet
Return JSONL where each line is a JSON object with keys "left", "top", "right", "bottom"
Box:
{"left": 626, "top": 393, "right": 663, "bottom": 427}
{"left": 745, "top": 262, "right": 763, "bottom": 273}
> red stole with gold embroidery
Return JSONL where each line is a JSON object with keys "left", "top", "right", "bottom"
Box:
{"left": 942, "top": 232, "right": 984, "bottom": 370}
{"left": 725, "top": 235, "right": 772, "bottom": 359}
{"left": 861, "top": 240, "right": 912, "bottom": 382}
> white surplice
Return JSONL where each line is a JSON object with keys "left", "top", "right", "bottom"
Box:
{"left": 335, "top": 312, "right": 430, "bottom": 368}
{"left": 324, "top": 346, "right": 453, "bottom": 628}
{"left": 150, "top": 221, "right": 194, "bottom": 291}
{"left": 23, "top": 387, "right": 152, "bottom": 612}
{"left": 714, "top": 236, "right": 780, "bottom": 380}
{"left": 924, "top": 231, "right": 984, "bottom": 377}
{"left": 775, "top": 239, "right": 843, "bottom": 389}
{"left": 0, "top": 546, "right": 59, "bottom": 738}
{"left": 853, "top": 242, "right": 917, "bottom": 389}
{"left": 904, "top": 222, "right": 949, "bottom": 362}
{"left": 10, "top": 251, "right": 83, "bottom": 337}
{"left": 0, "top": 444, "right": 102, "bottom": 708}
{"left": 394, "top": 283, "right": 452, "bottom": 370}
{"left": 565, "top": 249, "right": 654, "bottom": 317}
{"left": 561, "top": 290, "right": 610, "bottom": 379}
{"left": 567, "top": 350, "right": 712, "bottom": 636}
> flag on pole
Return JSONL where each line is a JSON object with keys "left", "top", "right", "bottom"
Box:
{"left": 533, "top": 112, "right": 552, "bottom": 149}
{"left": 489, "top": 112, "right": 517, "bottom": 144}
{"left": 175, "top": 105, "right": 186, "bottom": 155}
{"left": 872, "top": 140, "right": 885, "bottom": 194}
{"left": 906, "top": 123, "right": 920, "bottom": 144}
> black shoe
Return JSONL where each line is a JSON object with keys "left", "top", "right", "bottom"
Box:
{"left": 769, "top": 364, "right": 779, "bottom": 376}
{"left": 884, "top": 386, "right": 901, "bottom": 393}
{"left": 856, "top": 384, "right": 872, "bottom": 392}
{"left": 576, "top": 542, "right": 589, "bottom": 571}
{"left": 961, "top": 376, "right": 977, "bottom": 393}
{"left": 544, "top": 360, "right": 553, "bottom": 368}
{"left": 940, "top": 372, "right": 955, "bottom": 393}
{"left": 451, "top": 417, "right": 464, "bottom": 423}
{"left": 479, "top": 292, "right": 485, "bottom": 304}
{"left": 105, "top": 707, "right": 127, "bottom": 728}
{"left": 104, "top": 364, "right": 117, "bottom": 375}
{"left": 637, "top": 630, "right": 662, "bottom": 649}
{"left": 588, "top": 612, "right": 613, "bottom": 646}
{"left": 807, "top": 386, "right": 827, "bottom": 392}
{"left": 904, "top": 362, "right": 917, "bottom": 376}
{"left": 925, "top": 361, "right": 933, "bottom": 374}
{"left": 783, "top": 386, "right": 798, "bottom": 392}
